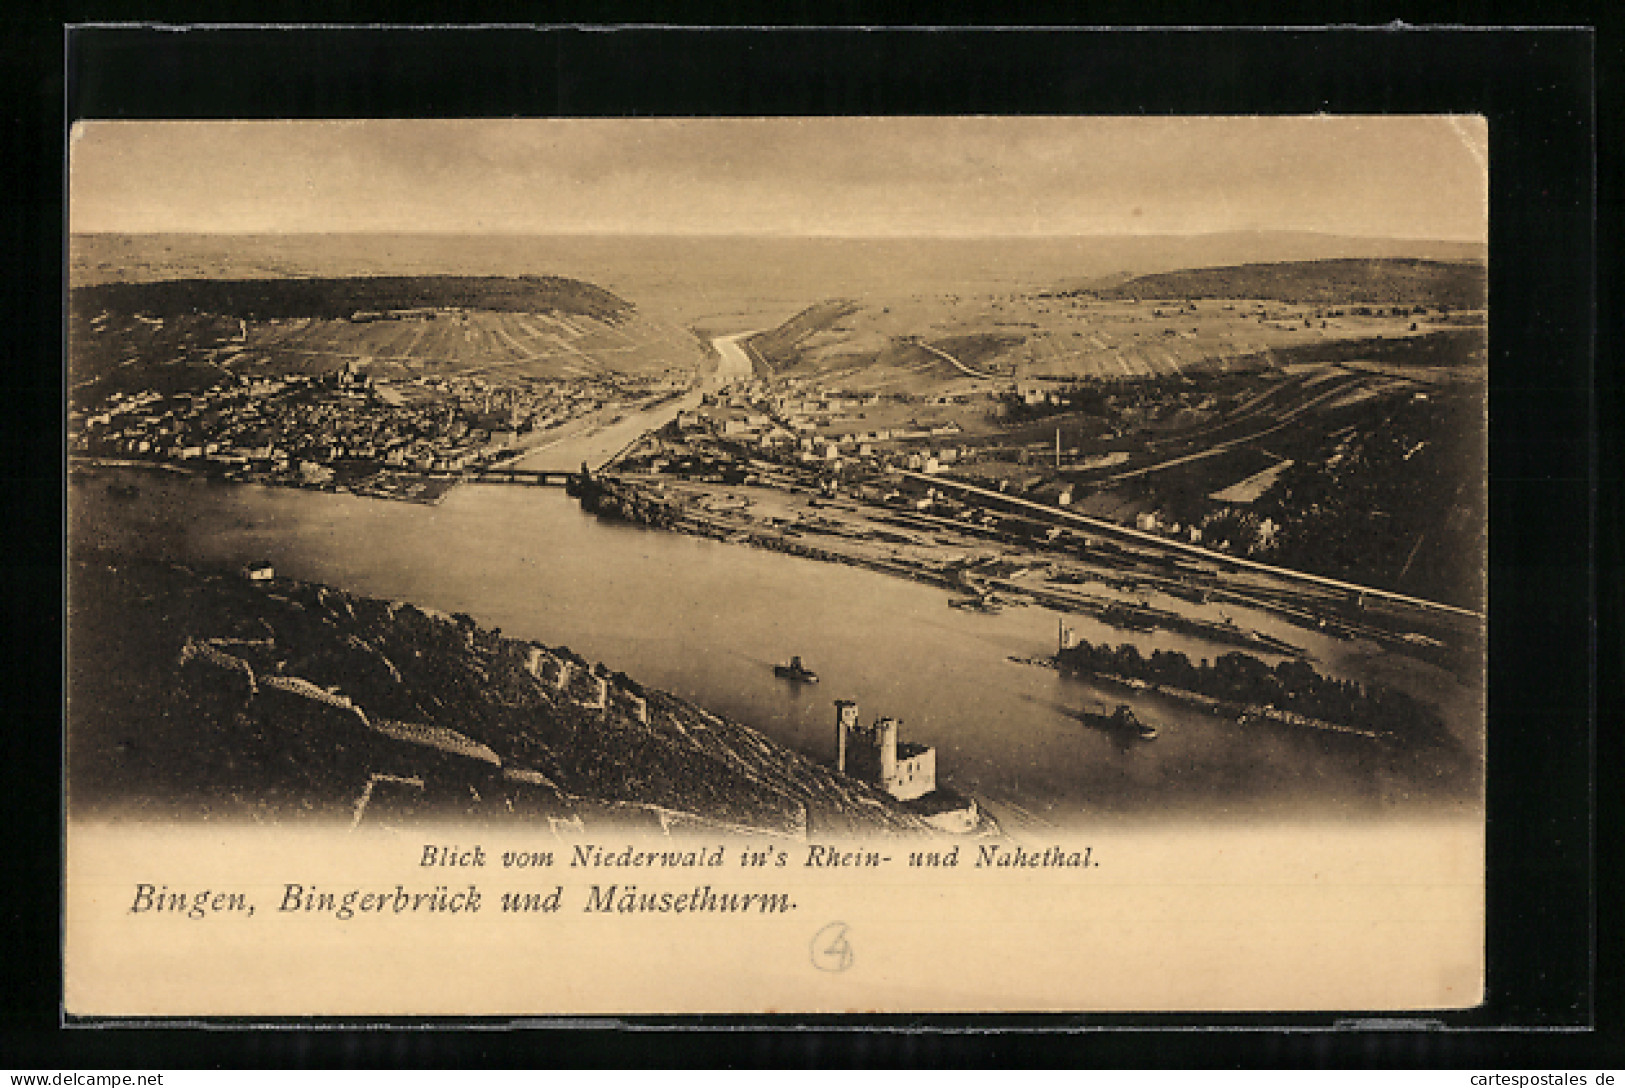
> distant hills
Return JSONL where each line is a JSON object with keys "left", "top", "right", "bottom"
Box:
{"left": 68, "top": 272, "right": 704, "bottom": 401}
{"left": 70, "top": 233, "right": 1486, "bottom": 325}
{"left": 71, "top": 274, "right": 634, "bottom": 324}
{"left": 738, "top": 253, "right": 1487, "bottom": 396}
{"left": 1088, "top": 258, "right": 1486, "bottom": 309}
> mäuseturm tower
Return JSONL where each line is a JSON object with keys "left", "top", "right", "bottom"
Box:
{"left": 834, "top": 699, "right": 935, "bottom": 802}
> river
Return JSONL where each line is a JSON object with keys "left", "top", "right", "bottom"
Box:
{"left": 69, "top": 372, "right": 1481, "bottom": 826}
{"left": 503, "top": 331, "right": 753, "bottom": 473}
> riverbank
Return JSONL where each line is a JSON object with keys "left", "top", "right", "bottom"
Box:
{"left": 74, "top": 454, "right": 467, "bottom": 506}
{"left": 70, "top": 460, "right": 1485, "bottom": 820}
{"left": 70, "top": 390, "right": 695, "bottom": 509}
{"left": 67, "top": 550, "right": 935, "bottom": 836}
{"left": 567, "top": 470, "right": 1474, "bottom": 675}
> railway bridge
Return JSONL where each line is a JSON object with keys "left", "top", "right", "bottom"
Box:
{"left": 462, "top": 467, "right": 578, "bottom": 487}
{"left": 403, "top": 466, "right": 582, "bottom": 487}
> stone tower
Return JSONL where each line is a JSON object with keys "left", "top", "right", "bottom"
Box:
{"left": 834, "top": 699, "right": 859, "bottom": 773}
{"left": 872, "top": 717, "right": 899, "bottom": 784}
{"left": 837, "top": 701, "right": 898, "bottom": 788}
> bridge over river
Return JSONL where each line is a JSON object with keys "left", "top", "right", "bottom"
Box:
{"left": 461, "top": 466, "right": 578, "bottom": 487}
{"left": 387, "top": 465, "right": 580, "bottom": 487}
{"left": 465, "top": 330, "right": 758, "bottom": 487}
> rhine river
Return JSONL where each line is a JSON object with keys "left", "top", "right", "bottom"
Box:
{"left": 69, "top": 381, "right": 1480, "bottom": 826}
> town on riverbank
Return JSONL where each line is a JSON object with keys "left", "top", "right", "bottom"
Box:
{"left": 67, "top": 274, "right": 704, "bottom": 503}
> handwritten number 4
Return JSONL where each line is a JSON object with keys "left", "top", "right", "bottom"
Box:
{"left": 812, "top": 922, "right": 854, "bottom": 972}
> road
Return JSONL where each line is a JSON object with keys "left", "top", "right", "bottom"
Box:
{"left": 1096, "top": 378, "right": 1364, "bottom": 483}
{"left": 908, "top": 338, "right": 998, "bottom": 380}
{"left": 509, "top": 330, "right": 757, "bottom": 472}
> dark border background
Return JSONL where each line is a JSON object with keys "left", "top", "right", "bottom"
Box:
{"left": 4, "top": 17, "right": 1607, "bottom": 1068}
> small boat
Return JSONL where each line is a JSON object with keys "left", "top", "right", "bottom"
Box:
{"left": 1101, "top": 602, "right": 1159, "bottom": 632}
{"left": 1073, "top": 703, "right": 1159, "bottom": 740}
{"left": 774, "top": 655, "right": 819, "bottom": 683}
{"left": 1245, "top": 629, "right": 1301, "bottom": 655}
{"left": 1164, "top": 582, "right": 1210, "bottom": 605}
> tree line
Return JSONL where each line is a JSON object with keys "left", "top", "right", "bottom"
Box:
{"left": 72, "top": 274, "right": 634, "bottom": 324}
{"left": 1057, "top": 638, "right": 1450, "bottom": 747}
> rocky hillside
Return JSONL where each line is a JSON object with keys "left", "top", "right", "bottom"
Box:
{"left": 67, "top": 553, "right": 927, "bottom": 835}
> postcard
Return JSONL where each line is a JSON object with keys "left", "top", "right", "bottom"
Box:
{"left": 64, "top": 116, "right": 1487, "bottom": 1015}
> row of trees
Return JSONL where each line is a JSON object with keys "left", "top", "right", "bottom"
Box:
{"left": 1057, "top": 639, "right": 1448, "bottom": 747}
{"left": 72, "top": 275, "right": 635, "bottom": 324}
{"left": 1260, "top": 389, "right": 1487, "bottom": 611}
{"left": 1091, "top": 258, "right": 1487, "bottom": 309}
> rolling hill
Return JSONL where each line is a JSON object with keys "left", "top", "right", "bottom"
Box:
{"left": 1089, "top": 258, "right": 1487, "bottom": 309}
{"left": 741, "top": 256, "right": 1486, "bottom": 396}
{"left": 72, "top": 274, "right": 635, "bottom": 324}
{"left": 69, "top": 274, "right": 709, "bottom": 403}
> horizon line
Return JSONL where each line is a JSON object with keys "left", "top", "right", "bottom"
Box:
{"left": 68, "top": 228, "right": 1489, "bottom": 245}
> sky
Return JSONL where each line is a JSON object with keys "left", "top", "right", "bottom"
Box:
{"left": 69, "top": 116, "right": 1488, "bottom": 241}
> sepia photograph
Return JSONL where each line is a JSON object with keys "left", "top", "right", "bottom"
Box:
{"left": 63, "top": 115, "right": 1491, "bottom": 1015}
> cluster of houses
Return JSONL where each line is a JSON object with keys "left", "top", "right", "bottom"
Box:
{"left": 670, "top": 383, "right": 974, "bottom": 476}
{"left": 641, "top": 377, "right": 1294, "bottom": 559}
{"left": 69, "top": 365, "right": 619, "bottom": 482}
